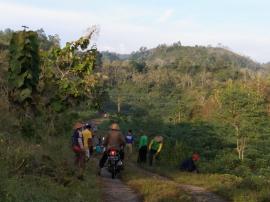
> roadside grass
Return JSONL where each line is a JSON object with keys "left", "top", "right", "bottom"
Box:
{"left": 121, "top": 163, "right": 192, "bottom": 202}
{"left": 0, "top": 134, "right": 101, "bottom": 202}
{"left": 139, "top": 163, "right": 270, "bottom": 202}
{"left": 95, "top": 117, "right": 270, "bottom": 202}
{"left": 170, "top": 172, "right": 270, "bottom": 202}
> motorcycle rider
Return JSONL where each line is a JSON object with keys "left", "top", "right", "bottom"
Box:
{"left": 98, "top": 123, "right": 125, "bottom": 175}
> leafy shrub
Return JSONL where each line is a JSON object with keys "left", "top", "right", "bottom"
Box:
{"left": 238, "top": 176, "right": 269, "bottom": 191}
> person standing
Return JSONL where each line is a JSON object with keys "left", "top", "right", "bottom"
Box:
{"left": 148, "top": 136, "right": 163, "bottom": 166}
{"left": 71, "top": 122, "right": 85, "bottom": 180}
{"left": 82, "top": 123, "right": 93, "bottom": 160}
{"left": 125, "top": 129, "right": 134, "bottom": 155}
{"left": 137, "top": 133, "right": 148, "bottom": 164}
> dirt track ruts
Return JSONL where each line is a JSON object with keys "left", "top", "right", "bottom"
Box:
{"left": 100, "top": 168, "right": 141, "bottom": 202}
{"left": 93, "top": 117, "right": 227, "bottom": 202}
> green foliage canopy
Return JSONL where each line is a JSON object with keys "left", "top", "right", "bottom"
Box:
{"left": 8, "top": 31, "right": 40, "bottom": 108}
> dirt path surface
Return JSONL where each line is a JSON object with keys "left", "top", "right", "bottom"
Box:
{"left": 92, "top": 117, "right": 227, "bottom": 202}
{"left": 179, "top": 184, "right": 227, "bottom": 202}
{"left": 100, "top": 168, "right": 141, "bottom": 202}
{"left": 92, "top": 118, "right": 141, "bottom": 202}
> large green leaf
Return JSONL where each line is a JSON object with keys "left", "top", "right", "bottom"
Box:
{"left": 15, "top": 72, "right": 27, "bottom": 88}
{"left": 8, "top": 30, "right": 40, "bottom": 105}
{"left": 19, "top": 88, "right": 32, "bottom": 102}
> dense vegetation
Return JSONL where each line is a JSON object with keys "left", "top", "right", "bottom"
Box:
{"left": 100, "top": 44, "right": 270, "bottom": 201}
{"left": 0, "top": 28, "right": 102, "bottom": 202}
{"left": 1, "top": 28, "right": 270, "bottom": 201}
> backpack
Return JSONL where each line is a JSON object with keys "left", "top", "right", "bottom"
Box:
{"left": 71, "top": 130, "right": 79, "bottom": 146}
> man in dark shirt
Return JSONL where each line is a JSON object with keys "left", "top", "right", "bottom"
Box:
{"left": 180, "top": 153, "right": 200, "bottom": 173}
{"left": 125, "top": 129, "right": 134, "bottom": 155}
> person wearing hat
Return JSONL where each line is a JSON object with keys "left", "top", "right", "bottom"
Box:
{"left": 71, "top": 122, "right": 85, "bottom": 180}
{"left": 98, "top": 123, "right": 126, "bottom": 175}
{"left": 148, "top": 136, "right": 163, "bottom": 166}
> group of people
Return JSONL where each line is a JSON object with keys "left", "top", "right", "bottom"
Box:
{"left": 71, "top": 122, "right": 96, "bottom": 179}
{"left": 104, "top": 126, "right": 165, "bottom": 167}
{"left": 71, "top": 120, "right": 200, "bottom": 179}
{"left": 137, "top": 134, "right": 164, "bottom": 166}
{"left": 71, "top": 121, "right": 107, "bottom": 179}
{"left": 97, "top": 124, "right": 165, "bottom": 175}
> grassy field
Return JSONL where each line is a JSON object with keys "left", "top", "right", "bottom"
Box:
{"left": 121, "top": 163, "right": 192, "bottom": 202}
{"left": 0, "top": 134, "right": 101, "bottom": 202}
{"left": 140, "top": 164, "right": 270, "bottom": 202}
{"left": 91, "top": 117, "right": 270, "bottom": 202}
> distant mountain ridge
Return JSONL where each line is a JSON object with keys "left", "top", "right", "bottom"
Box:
{"left": 101, "top": 44, "right": 262, "bottom": 72}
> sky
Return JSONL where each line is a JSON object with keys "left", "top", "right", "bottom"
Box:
{"left": 0, "top": 0, "right": 270, "bottom": 63}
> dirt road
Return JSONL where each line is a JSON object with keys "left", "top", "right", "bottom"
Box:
{"left": 92, "top": 117, "right": 227, "bottom": 202}
{"left": 99, "top": 168, "right": 141, "bottom": 202}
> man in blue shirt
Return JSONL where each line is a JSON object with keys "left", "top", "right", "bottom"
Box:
{"left": 125, "top": 129, "right": 134, "bottom": 155}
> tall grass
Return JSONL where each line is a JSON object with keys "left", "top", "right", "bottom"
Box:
{"left": 0, "top": 108, "right": 101, "bottom": 202}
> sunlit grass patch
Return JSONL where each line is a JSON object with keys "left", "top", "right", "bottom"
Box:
{"left": 140, "top": 164, "right": 270, "bottom": 202}
{"left": 122, "top": 165, "right": 192, "bottom": 202}
{"left": 0, "top": 135, "right": 101, "bottom": 202}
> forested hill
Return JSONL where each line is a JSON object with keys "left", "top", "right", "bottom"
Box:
{"left": 102, "top": 44, "right": 262, "bottom": 75}
{"left": 100, "top": 44, "right": 267, "bottom": 120}
{"left": 97, "top": 40, "right": 270, "bottom": 202}
{"left": 1, "top": 28, "right": 270, "bottom": 201}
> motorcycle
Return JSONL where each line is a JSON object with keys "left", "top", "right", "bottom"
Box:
{"left": 107, "top": 148, "right": 123, "bottom": 179}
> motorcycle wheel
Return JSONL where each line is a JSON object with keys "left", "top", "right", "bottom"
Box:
{"left": 111, "top": 168, "right": 116, "bottom": 179}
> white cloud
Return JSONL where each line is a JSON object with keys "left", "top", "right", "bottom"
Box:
{"left": 157, "top": 9, "right": 174, "bottom": 23}
{"left": 0, "top": 2, "right": 269, "bottom": 62}
{"left": 0, "top": 2, "right": 95, "bottom": 25}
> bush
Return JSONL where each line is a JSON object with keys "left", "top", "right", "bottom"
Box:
{"left": 239, "top": 176, "right": 269, "bottom": 191}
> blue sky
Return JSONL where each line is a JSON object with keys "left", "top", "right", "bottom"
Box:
{"left": 0, "top": 0, "right": 270, "bottom": 63}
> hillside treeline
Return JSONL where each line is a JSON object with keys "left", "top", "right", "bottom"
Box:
{"left": 1, "top": 28, "right": 270, "bottom": 201}
{"left": 101, "top": 44, "right": 270, "bottom": 175}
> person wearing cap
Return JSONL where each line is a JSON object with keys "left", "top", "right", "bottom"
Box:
{"left": 71, "top": 122, "right": 85, "bottom": 180}
{"left": 98, "top": 123, "right": 126, "bottom": 175}
{"left": 148, "top": 136, "right": 163, "bottom": 166}
{"left": 180, "top": 152, "right": 200, "bottom": 173}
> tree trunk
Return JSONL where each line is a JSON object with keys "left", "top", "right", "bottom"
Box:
{"left": 236, "top": 136, "right": 247, "bottom": 161}
{"left": 237, "top": 138, "right": 241, "bottom": 160}
{"left": 234, "top": 124, "right": 245, "bottom": 161}
{"left": 241, "top": 137, "right": 247, "bottom": 161}
{"left": 117, "top": 96, "right": 121, "bottom": 113}
{"left": 173, "top": 113, "right": 176, "bottom": 125}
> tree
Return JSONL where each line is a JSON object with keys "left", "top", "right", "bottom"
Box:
{"left": 7, "top": 30, "right": 40, "bottom": 137}
{"left": 39, "top": 27, "right": 101, "bottom": 112}
{"left": 218, "top": 83, "right": 268, "bottom": 161}
{"left": 36, "top": 28, "right": 60, "bottom": 50}
{"left": 8, "top": 30, "right": 40, "bottom": 115}
{"left": 129, "top": 60, "right": 146, "bottom": 73}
